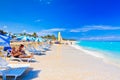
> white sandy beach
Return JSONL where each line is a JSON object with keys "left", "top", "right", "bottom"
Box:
{"left": 2, "top": 44, "right": 120, "bottom": 80}
{"left": 17, "top": 44, "right": 120, "bottom": 80}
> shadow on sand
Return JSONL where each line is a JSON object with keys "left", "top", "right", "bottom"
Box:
{"left": 21, "top": 68, "right": 41, "bottom": 80}
{"left": 40, "top": 53, "right": 46, "bottom": 55}
{"left": 0, "top": 68, "right": 41, "bottom": 80}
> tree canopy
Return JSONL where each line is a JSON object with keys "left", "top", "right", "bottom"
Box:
{"left": 41, "top": 35, "right": 56, "bottom": 40}
{"left": 0, "top": 30, "right": 7, "bottom": 35}
{"left": 0, "top": 29, "right": 57, "bottom": 40}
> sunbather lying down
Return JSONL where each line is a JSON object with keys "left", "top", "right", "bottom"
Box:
{"left": 11, "top": 44, "right": 33, "bottom": 58}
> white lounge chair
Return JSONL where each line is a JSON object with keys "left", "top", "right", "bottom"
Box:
{"left": 10, "top": 56, "right": 36, "bottom": 62}
{"left": 38, "top": 46, "right": 46, "bottom": 52}
{"left": 25, "top": 46, "right": 42, "bottom": 55}
{"left": 1, "top": 50, "right": 36, "bottom": 62}
{"left": 41, "top": 44, "right": 51, "bottom": 51}
{"left": 0, "top": 57, "right": 30, "bottom": 80}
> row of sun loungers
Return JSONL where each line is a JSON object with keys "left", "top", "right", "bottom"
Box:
{"left": 0, "top": 44, "right": 51, "bottom": 80}
{"left": 25, "top": 44, "right": 50, "bottom": 55}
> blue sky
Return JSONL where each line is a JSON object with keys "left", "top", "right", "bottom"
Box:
{"left": 0, "top": 0, "right": 120, "bottom": 40}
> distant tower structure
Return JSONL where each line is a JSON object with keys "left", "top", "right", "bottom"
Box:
{"left": 58, "top": 32, "right": 63, "bottom": 43}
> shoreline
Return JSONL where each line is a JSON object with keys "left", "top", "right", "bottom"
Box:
{"left": 71, "top": 44, "right": 120, "bottom": 68}
{"left": 9, "top": 41, "right": 120, "bottom": 68}
{"left": 3, "top": 43, "right": 120, "bottom": 80}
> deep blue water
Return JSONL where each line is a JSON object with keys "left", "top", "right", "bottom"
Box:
{"left": 76, "top": 41, "right": 120, "bottom": 64}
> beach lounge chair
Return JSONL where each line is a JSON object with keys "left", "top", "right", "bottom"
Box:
{"left": 0, "top": 57, "right": 30, "bottom": 80}
{"left": 41, "top": 44, "right": 50, "bottom": 51}
{"left": 38, "top": 45, "right": 46, "bottom": 51}
{"left": 10, "top": 56, "right": 36, "bottom": 62}
{"left": 1, "top": 50, "right": 36, "bottom": 62}
{"left": 25, "top": 46, "right": 42, "bottom": 55}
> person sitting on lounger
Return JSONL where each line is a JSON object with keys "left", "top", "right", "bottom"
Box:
{"left": 11, "top": 47, "right": 21, "bottom": 58}
{"left": 18, "top": 44, "right": 33, "bottom": 58}
{"left": 11, "top": 44, "right": 33, "bottom": 58}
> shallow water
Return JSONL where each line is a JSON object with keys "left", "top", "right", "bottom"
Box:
{"left": 76, "top": 41, "right": 120, "bottom": 65}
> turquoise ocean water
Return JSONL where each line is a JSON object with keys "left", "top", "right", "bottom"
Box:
{"left": 76, "top": 41, "right": 120, "bottom": 65}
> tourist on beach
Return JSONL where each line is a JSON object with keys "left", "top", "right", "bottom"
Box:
{"left": 11, "top": 47, "right": 20, "bottom": 58}
{"left": 70, "top": 42, "right": 72, "bottom": 45}
{"left": 11, "top": 44, "right": 33, "bottom": 58}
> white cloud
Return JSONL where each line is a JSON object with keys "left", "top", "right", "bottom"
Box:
{"left": 34, "top": 19, "right": 41, "bottom": 22}
{"left": 22, "top": 30, "right": 26, "bottom": 33}
{"left": 44, "top": 28, "right": 65, "bottom": 32}
{"left": 2, "top": 25, "right": 8, "bottom": 32}
{"left": 47, "top": 1, "right": 51, "bottom": 4}
{"left": 3, "top": 25, "right": 7, "bottom": 29}
{"left": 70, "top": 25, "right": 120, "bottom": 32}
{"left": 19, "top": 28, "right": 65, "bottom": 36}
{"left": 37, "top": 31, "right": 53, "bottom": 36}
{"left": 37, "top": 28, "right": 66, "bottom": 36}
{"left": 79, "top": 36, "right": 120, "bottom": 41}
{"left": 38, "top": 0, "right": 52, "bottom": 5}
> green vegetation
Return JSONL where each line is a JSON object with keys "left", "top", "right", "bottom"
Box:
{"left": 0, "top": 30, "right": 76, "bottom": 41}
{"left": 32, "top": 32, "right": 38, "bottom": 38}
{"left": 63, "top": 38, "right": 76, "bottom": 41}
{"left": 41, "top": 35, "right": 56, "bottom": 40}
{"left": 0, "top": 30, "right": 7, "bottom": 35}
{"left": 15, "top": 32, "right": 38, "bottom": 38}
{"left": 12, "top": 32, "right": 57, "bottom": 40}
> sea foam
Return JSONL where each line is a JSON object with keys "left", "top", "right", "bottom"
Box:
{"left": 71, "top": 44, "right": 104, "bottom": 58}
